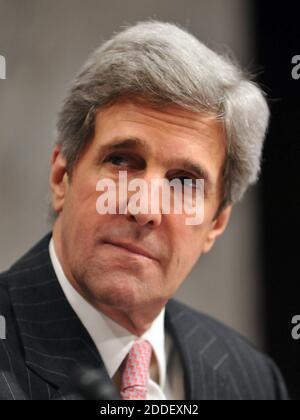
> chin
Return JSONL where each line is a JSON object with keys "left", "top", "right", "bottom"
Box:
{"left": 78, "top": 272, "right": 153, "bottom": 310}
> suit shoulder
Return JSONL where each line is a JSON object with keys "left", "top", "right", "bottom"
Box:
{"left": 0, "top": 274, "right": 15, "bottom": 360}
{"left": 168, "top": 299, "right": 289, "bottom": 400}
{"left": 170, "top": 298, "right": 257, "bottom": 351}
{"left": 0, "top": 272, "right": 34, "bottom": 400}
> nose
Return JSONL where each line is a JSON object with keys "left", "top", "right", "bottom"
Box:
{"left": 124, "top": 174, "right": 163, "bottom": 228}
{"left": 127, "top": 210, "right": 162, "bottom": 228}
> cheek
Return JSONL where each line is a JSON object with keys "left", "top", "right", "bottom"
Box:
{"left": 68, "top": 176, "right": 99, "bottom": 217}
{"left": 176, "top": 242, "right": 201, "bottom": 273}
{"left": 167, "top": 219, "right": 205, "bottom": 278}
{"left": 61, "top": 180, "right": 103, "bottom": 247}
{"left": 171, "top": 213, "right": 210, "bottom": 248}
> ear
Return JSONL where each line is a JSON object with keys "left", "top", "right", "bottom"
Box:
{"left": 202, "top": 204, "right": 233, "bottom": 254}
{"left": 49, "top": 145, "right": 69, "bottom": 214}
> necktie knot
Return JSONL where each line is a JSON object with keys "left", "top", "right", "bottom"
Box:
{"left": 120, "top": 340, "right": 152, "bottom": 400}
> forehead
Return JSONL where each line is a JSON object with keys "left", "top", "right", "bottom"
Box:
{"left": 91, "top": 99, "right": 227, "bottom": 189}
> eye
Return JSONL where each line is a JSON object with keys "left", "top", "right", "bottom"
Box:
{"left": 103, "top": 153, "right": 145, "bottom": 170}
{"left": 106, "top": 154, "right": 128, "bottom": 166}
{"left": 171, "top": 175, "right": 197, "bottom": 187}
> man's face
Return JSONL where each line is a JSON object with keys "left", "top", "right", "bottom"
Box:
{"left": 51, "top": 99, "right": 231, "bottom": 316}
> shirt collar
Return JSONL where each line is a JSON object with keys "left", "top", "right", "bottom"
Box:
{"left": 49, "top": 237, "right": 167, "bottom": 388}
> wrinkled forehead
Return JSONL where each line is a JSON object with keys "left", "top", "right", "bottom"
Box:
{"left": 95, "top": 98, "right": 226, "bottom": 154}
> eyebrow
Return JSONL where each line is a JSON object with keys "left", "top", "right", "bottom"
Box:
{"left": 99, "top": 137, "right": 148, "bottom": 154}
{"left": 97, "top": 137, "right": 214, "bottom": 191}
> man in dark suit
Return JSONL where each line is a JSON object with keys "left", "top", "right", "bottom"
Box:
{"left": 0, "top": 21, "right": 289, "bottom": 400}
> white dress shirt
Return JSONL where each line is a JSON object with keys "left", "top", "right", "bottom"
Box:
{"left": 49, "top": 238, "right": 184, "bottom": 400}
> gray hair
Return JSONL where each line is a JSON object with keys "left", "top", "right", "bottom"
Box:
{"left": 56, "top": 20, "right": 269, "bottom": 214}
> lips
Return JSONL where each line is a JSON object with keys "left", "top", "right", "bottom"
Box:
{"left": 104, "top": 241, "right": 157, "bottom": 261}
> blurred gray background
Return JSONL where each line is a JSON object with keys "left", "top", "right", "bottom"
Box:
{"left": 0, "top": 0, "right": 264, "bottom": 347}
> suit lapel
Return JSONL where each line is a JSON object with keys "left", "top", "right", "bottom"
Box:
{"left": 8, "top": 234, "right": 114, "bottom": 400}
{"left": 165, "top": 300, "right": 237, "bottom": 400}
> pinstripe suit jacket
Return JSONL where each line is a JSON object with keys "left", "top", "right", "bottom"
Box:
{"left": 0, "top": 233, "right": 288, "bottom": 400}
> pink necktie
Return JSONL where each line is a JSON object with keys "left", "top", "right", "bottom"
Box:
{"left": 120, "top": 340, "right": 152, "bottom": 400}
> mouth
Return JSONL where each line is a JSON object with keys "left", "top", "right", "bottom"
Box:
{"left": 103, "top": 241, "right": 158, "bottom": 263}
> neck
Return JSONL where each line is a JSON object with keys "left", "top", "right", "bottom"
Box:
{"left": 51, "top": 222, "right": 166, "bottom": 337}
{"left": 90, "top": 300, "right": 164, "bottom": 337}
